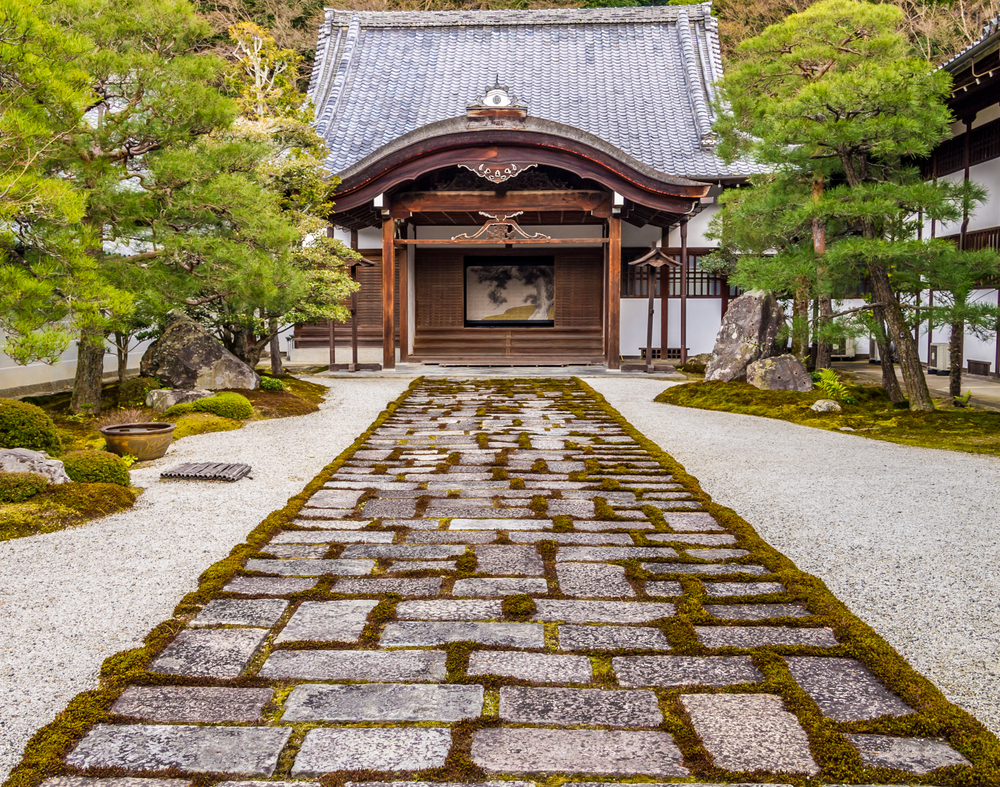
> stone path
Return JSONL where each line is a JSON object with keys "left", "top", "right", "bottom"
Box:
{"left": 25, "top": 379, "right": 992, "bottom": 787}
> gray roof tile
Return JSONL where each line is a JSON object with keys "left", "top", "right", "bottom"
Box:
{"left": 310, "top": 5, "right": 760, "bottom": 179}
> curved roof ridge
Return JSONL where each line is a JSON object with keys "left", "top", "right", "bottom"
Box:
{"left": 322, "top": 5, "right": 713, "bottom": 28}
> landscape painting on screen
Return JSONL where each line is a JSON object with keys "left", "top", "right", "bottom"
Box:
{"left": 465, "top": 258, "right": 555, "bottom": 327}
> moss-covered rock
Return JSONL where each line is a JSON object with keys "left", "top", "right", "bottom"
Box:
{"left": 0, "top": 399, "right": 62, "bottom": 454}
{"left": 193, "top": 392, "right": 254, "bottom": 420}
{"left": 0, "top": 471, "right": 49, "bottom": 503}
{"left": 117, "top": 376, "right": 161, "bottom": 406}
{"left": 62, "top": 450, "right": 130, "bottom": 487}
{"left": 0, "top": 482, "right": 139, "bottom": 541}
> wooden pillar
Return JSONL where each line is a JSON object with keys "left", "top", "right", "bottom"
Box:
{"left": 349, "top": 229, "right": 359, "bottom": 371}
{"left": 645, "top": 266, "right": 655, "bottom": 373}
{"left": 679, "top": 219, "right": 689, "bottom": 365}
{"left": 607, "top": 216, "right": 622, "bottom": 369}
{"left": 660, "top": 228, "right": 669, "bottom": 362}
{"left": 382, "top": 216, "right": 396, "bottom": 369}
{"left": 926, "top": 289, "right": 934, "bottom": 366}
{"left": 399, "top": 224, "right": 409, "bottom": 363}
{"left": 328, "top": 318, "right": 336, "bottom": 368}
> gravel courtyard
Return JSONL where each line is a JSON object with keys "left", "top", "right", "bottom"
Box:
{"left": 0, "top": 377, "right": 411, "bottom": 783}
{"left": 588, "top": 376, "right": 1000, "bottom": 737}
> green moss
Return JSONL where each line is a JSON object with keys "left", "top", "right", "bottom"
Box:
{"left": 62, "top": 450, "right": 130, "bottom": 487}
{"left": 0, "top": 471, "right": 49, "bottom": 503}
{"left": 0, "top": 398, "right": 62, "bottom": 454}
{"left": 658, "top": 379, "right": 1000, "bottom": 456}
{"left": 192, "top": 392, "right": 254, "bottom": 420}
{"left": 501, "top": 593, "right": 537, "bottom": 620}
{"left": 0, "top": 482, "right": 139, "bottom": 541}
{"left": 259, "top": 376, "right": 285, "bottom": 391}
{"left": 170, "top": 412, "right": 243, "bottom": 439}
{"left": 116, "top": 377, "right": 161, "bottom": 406}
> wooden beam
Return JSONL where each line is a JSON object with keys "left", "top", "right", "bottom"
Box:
{"left": 382, "top": 216, "right": 395, "bottom": 369}
{"left": 391, "top": 190, "right": 611, "bottom": 218}
{"left": 661, "top": 228, "right": 669, "bottom": 367}
{"left": 679, "top": 219, "right": 689, "bottom": 365}
{"left": 393, "top": 237, "right": 609, "bottom": 246}
{"left": 399, "top": 225, "right": 409, "bottom": 363}
{"left": 607, "top": 216, "right": 622, "bottom": 369}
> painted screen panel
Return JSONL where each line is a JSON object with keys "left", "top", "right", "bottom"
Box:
{"left": 464, "top": 257, "right": 555, "bottom": 327}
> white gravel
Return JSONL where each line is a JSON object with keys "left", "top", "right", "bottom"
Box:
{"left": 586, "top": 376, "right": 1000, "bottom": 737}
{"left": 0, "top": 377, "right": 412, "bottom": 782}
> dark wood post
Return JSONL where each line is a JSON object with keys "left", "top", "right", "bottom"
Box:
{"left": 660, "top": 228, "right": 669, "bottom": 363}
{"left": 349, "top": 229, "right": 359, "bottom": 371}
{"left": 328, "top": 315, "right": 336, "bottom": 368}
{"left": 382, "top": 216, "right": 395, "bottom": 369}
{"left": 399, "top": 224, "right": 409, "bottom": 363}
{"left": 679, "top": 218, "right": 689, "bottom": 365}
{"left": 645, "top": 268, "right": 655, "bottom": 373}
{"left": 607, "top": 216, "right": 622, "bottom": 369}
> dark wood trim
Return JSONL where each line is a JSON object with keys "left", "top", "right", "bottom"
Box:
{"left": 679, "top": 219, "right": 689, "bottom": 365}
{"left": 393, "top": 237, "right": 610, "bottom": 246}
{"left": 399, "top": 226, "right": 409, "bottom": 363}
{"left": 607, "top": 216, "right": 622, "bottom": 369}
{"left": 391, "top": 190, "right": 611, "bottom": 218}
{"left": 661, "top": 229, "right": 669, "bottom": 364}
{"left": 382, "top": 217, "right": 396, "bottom": 368}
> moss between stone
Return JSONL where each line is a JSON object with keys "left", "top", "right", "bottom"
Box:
{"left": 575, "top": 377, "right": 1000, "bottom": 785}
{"left": 2, "top": 378, "right": 422, "bottom": 787}
{"left": 658, "top": 378, "right": 1000, "bottom": 456}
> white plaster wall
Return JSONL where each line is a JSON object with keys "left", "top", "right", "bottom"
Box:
{"left": 620, "top": 300, "right": 660, "bottom": 356}
{"left": 621, "top": 222, "right": 661, "bottom": 246}
{"left": 665, "top": 203, "right": 719, "bottom": 247}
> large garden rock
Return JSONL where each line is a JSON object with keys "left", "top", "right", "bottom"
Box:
{"left": 680, "top": 353, "right": 712, "bottom": 375}
{"left": 747, "top": 354, "right": 813, "bottom": 392}
{"left": 146, "top": 388, "right": 212, "bottom": 414}
{"left": 705, "top": 291, "right": 785, "bottom": 382}
{"left": 141, "top": 314, "right": 260, "bottom": 391}
{"left": 0, "top": 448, "right": 70, "bottom": 484}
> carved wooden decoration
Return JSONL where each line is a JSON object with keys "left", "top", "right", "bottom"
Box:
{"left": 457, "top": 162, "right": 538, "bottom": 184}
{"left": 451, "top": 211, "right": 551, "bottom": 242}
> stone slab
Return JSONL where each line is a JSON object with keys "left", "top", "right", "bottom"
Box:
{"left": 704, "top": 582, "right": 786, "bottom": 597}
{"left": 112, "top": 687, "right": 272, "bottom": 722}
{"left": 471, "top": 728, "right": 688, "bottom": 776}
{"left": 452, "top": 578, "right": 549, "bottom": 596}
{"left": 42, "top": 780, "right": 191, "bottom": 787}
{"left": 333, "top": 578, "right": 443, "bottom": 596}
{"left": 575, "top": 521, "right": 654, "bottom": 531}
{"left": 509, "top": 532, "right": 632, "bottom": 545}
{"left": 648, "top": 533, "right": 737, "bottom": 546}
{"left": 260, "top": 649, "right": 446, "bottom": 682}
{"left": 687, "top": 548, "right": 752, "bottom": 560}
{"left": 263, "top": 544, "right": 328, "bottom": 559}
{"left": 396, "top": 600, "right": 502, "bottom": 620}
{"left": 681, "top": 694, "right": 819, "bottom": 775}
{"left": 387, "top": 560, "right": 454, "bottom": 572}
{"left": 407, "top": 531, "right": 495, "bottom": 544}
{"left": 222, "top": 576, "right": 317, "bottom": 595}
{"left": 383, "top": 518, "right": 443, "bottom": 529}
{"left": 705, "top": 604, "right": 809, "bottom": 620}
{"left": 643, "top": 581, "right": 683, "bottom": 597}
{"left": 245, "top": 559, "right": 375, "bottom": 577}
{"left": 559, "top": 625, "right": 670, "bottom": 651}
{"left": 546, "top": 500, "right": 596, "bottom": 517}
{"left": 292, "top": 728, "right": 451, "bottom": 774}
{"left": 662, "top": 513, "right": 724, "bottom": 531}
{"left": 275, "top": 600, "right": 378, "bottom": 643}
{"left": 191, "top": 599, "right": 288, "bottom": 627}
{"left": 556, "top": 546, "right": 678, "bottom": 561}
{"left": 642, "top": 562, "right": 769, "bottom": 576}
{"left": 614, "top": 656, "right": 764, "bottom": 687}
{"left": 845, "top": 734, "right": 969, "bottom": 774}
{"left": 272, "top": 531, "right": 395, "bottom": 544}
{"left": 283, "top": 683, "right": 483, "bottom": 722}
{"left": 67, "top": 724, "right": 291, "bottom": 776}
{"left": 151, "top": 629, "right": 268, "bottom": 678}
{"left": 467, "top": 651, "right": 592, "bottom": 683}
{"left": 293, "top": 518, "right": 371, "bottom": 529}
{"left": 308, "top": 490, "right": 365, "bottom": 509}
{"left": 557, "top": 563, "right": 634, "bottom": 598}
{"left": 450, "top": 518, "right": 553, "bottom": 530}
{"left": 475, "top": 545, "right": 544, "bottom": 576}
{"left": 695, "top": 626, "right": 838, "bottom": 649}
{"left": 340, "top": 544, "right": 466, "bottom": 559}
{"left": 363, "top": 499, "right": 417, "bottom": 518}
{"left": 500, "top": 686, "right": 661, "bottom": 727}
{"left": 381, "top": 621, "right": 544, "bottom": 648}
{"left": 533, "top": 600, "right": 674, "bottom": 623}
{"left": 785, "top": 657, "right": 913, "bottom": 721}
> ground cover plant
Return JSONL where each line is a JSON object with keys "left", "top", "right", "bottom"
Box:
{"left": 657, "top": 379, "right": 1000, "bottom": 455}
{"left": 0, "top": 482, "right": 139, "bottom": 541}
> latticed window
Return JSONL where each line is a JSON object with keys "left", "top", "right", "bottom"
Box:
{"left": 621, "top": 249, "right": 735, "bottom": 298}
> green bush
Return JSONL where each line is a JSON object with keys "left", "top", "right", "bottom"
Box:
{"left": 162, "top": 402, "right": 196, "bottom": 417}
{"left": 0, "top": 472, "right": 49, "bottom": 503}
{"left": 260, "top": 376, "right": 285, "bottom": 391}
{"left": 192, "top": 392, "right": 254, "bottom": 420}
{"left": 62, "top": 450, "right": 130, "bottom": 487}
{"left": 0, "top": 399, "right": 62, "bottom": 454}
{"left": 117, "top": 376, "right": 161, "bottom": 406}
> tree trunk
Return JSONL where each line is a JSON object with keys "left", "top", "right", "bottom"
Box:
{"left": 71, "top": 330, "right": 105, "bottom": 415}
{"left": 113, "top": 331, "right": 129, "bottom": 385}
{"left": 872, "top": 305, "right": 906, "bottom": 405}
{"left": 791, "top": 285, "right": 810, "bottom": 360}
{"left": 269, "top": 318, "right": 284, "bottom": 376}
{"left": 948, "top": 321, "right": 964, "bottom": 399}
{"left": 815, "top": 295, "right": 833, "bottom": 370}
{"left": 869, "top": 263, "right": 934, "bottom": 411}
{"left": 223, "top": 327, "right": 267, "bottom": 369}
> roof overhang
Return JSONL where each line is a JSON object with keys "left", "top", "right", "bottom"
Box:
{"left": 329, "top": 116, "right": 712, "bottom": 227}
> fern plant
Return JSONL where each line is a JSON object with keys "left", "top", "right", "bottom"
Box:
{"left": 815, "top": 368, "right": 858, "bottom": 405}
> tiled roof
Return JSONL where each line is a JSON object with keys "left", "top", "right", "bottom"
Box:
{"left": 940, "top": 16, "right": 999, "bottom": 73}
{"left": 308, "top": 5, "right": 760, "bottom": 180}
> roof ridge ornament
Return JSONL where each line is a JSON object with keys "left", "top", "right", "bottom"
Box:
{"left": 467, "top": 78, "right": 528, "bottom": 119}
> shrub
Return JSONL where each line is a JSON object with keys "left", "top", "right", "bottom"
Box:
{"left": 117, "top": 376, "right": 161, "bottom": 406}
{"left": 162, "top": 402, "right": 196, "bottom": 417}
{"left": 0, "top": 399, "right": 62, "bottom": 454}
{"left": 815, "top": 368, "right": 858, "bottom": 405}
{"left": 192, "top": 392, "right": 254, "bottom": 420}
{"left": 260, "top": 376, "right": 285, "bottom": 391}
{"left": 0, "top": 472, "right": 49, "bottom": 503}
{"left": 62, "top": 450, "right": 130, "bottom": 487}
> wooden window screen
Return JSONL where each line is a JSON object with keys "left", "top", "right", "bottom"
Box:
{"left": 621, "top": 248, "right": 730, "bottom": 298}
